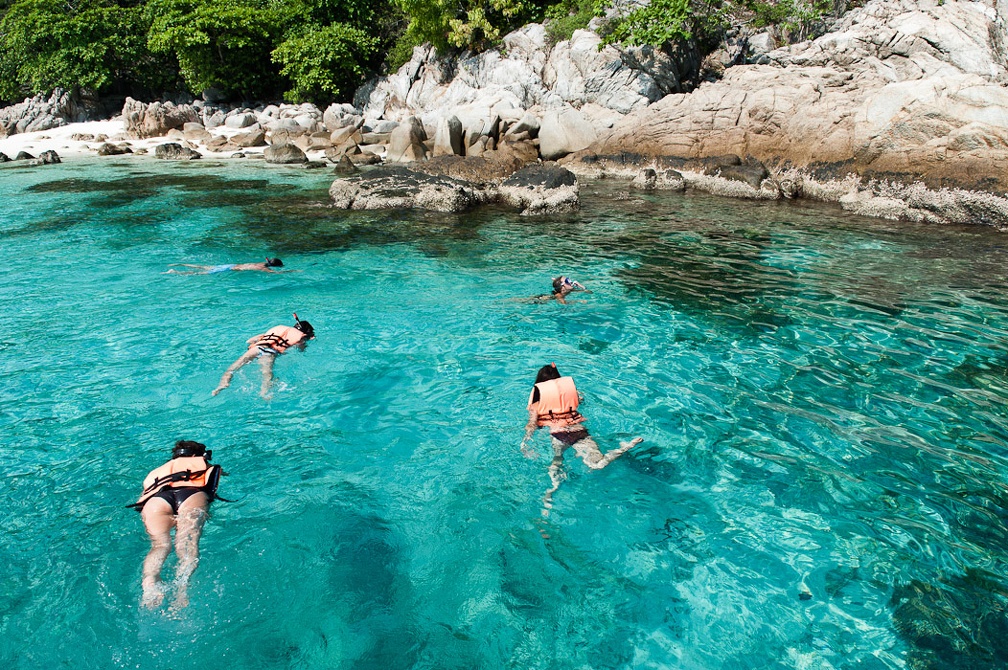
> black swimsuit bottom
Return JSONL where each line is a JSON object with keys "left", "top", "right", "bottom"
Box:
{"left": 551, "top": 428, "right": 590, "bottom": 445}
{"left": 152, "top": 486, "right": 211, "bottom": 514}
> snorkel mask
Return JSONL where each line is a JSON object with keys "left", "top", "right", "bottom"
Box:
{"left": 172, "top": 440, "right": 210, "bottom": 460}
{"left": 293, "top": 312, "right": 315, "bottom": 339}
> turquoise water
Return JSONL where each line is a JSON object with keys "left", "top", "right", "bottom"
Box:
{"left": 3, "top": 158, "right": 1008, "bottom": 669}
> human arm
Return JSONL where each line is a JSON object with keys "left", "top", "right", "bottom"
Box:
{"left": 521, "top": 408, "right": 539, "bottom": 458}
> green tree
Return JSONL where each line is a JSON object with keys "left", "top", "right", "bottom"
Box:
{"left": 390, "top": 0, "right": 547, "bottom": 64}
{"left": 145, "top": 0, "right": 286, "bottom": 99}
{"left": 0, "top": 0, "right": 165, "bottom": 100}
{"left": 272, "top": 23, "right": 378, "bottom": 102}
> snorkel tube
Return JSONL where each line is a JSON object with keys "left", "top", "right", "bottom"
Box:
{"left": 293, "top": 312, "right": 315, "bottom": 339}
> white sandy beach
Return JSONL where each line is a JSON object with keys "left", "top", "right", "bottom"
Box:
{"left": 0, "top": 118, "right": 273, "bottom": 161}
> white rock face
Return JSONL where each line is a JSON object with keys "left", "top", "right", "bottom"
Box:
{"left": 592, "top": 0, "right": 1008, "bottom": 190}
{"left": 353, "top": 22, "right": 679, "bottom": 139}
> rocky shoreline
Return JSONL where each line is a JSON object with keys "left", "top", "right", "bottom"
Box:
{"left": 3, "top": 0, "right": 1008, "bottom": 227}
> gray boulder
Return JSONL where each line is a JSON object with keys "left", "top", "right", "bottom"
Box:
{"left": 14, "top": 151, "right": 34, "bottom": 160}
{"left": 0, "top": 88, "right": 88, "bottom": 136}
{"left": 539, "top": 106, "right": 598, "bottom": 160}
{"left": 432, "top": 115, "right": 464, "bottom": 156}
{"left": 230, "top": 126, "right": 267, "bottom": 148}
{"left": 386, "top": 116, "right": 428, "bottom": 163}
{"left": 264, "top": 143, "right": 308, "bottom": 164}
{"left": 124, "top": 98, "right": 199, "bottom": 139}
{"left": 154, "top": 143, "right": 201, "bottom": 160}
{"left": 498, "top": 164, "right": 580, "bottom": 215}
{"left": 323, "top": 102, "right": 359, "bottom": 131}
{"left": 225, "top": 113, "right": 258, "bottom": 129}
{"left": 96, "top": 143, "right": 132, "bottom": 156}
{"left": 33, "top": 150, "right": 61, "bottom": 165}
{"left": 329, "top": 166, "right": 491, "bottom": 212}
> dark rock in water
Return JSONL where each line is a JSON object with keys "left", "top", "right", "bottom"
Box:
{"left": 332, "top": 154, "right": 358, "bottom": 176}
{"left": 14, "top": 151, "right": 34, "bottom": 161}
{"left": 0, "top": 152, "right": 9, "bottom": 162}
{"left": 330, "top": 165, "right": 491, "bottom": 212}
{"left": 891, "top": 572, "right": 1008, "bottom": 668}
{"left": 420, "top": 154, "right": 524, "bottom": 183}
{"left": 154, "top": 142, "right": 201, "bottom": 160}
{"left": 96, "top": 142, "right": 132, "bottom": 156}
{"left": 498, "top": 164, "right": 579, "bottom": 215}
{"left": 717, "top": 163, "right": 769, "bottom": 189}
{"left": 35, "top": 150, "right": 61, "bottom": 165}
{"left": 303, "top": 160, "right": 327, "bottom": 169}
{"left": 502, "top": 164, "right": 577, "bottom": 189}
{"left": 264, "top": 143, "right": 307, "bottom": 164}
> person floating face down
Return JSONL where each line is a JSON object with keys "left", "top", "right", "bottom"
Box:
{"left": 522, "top": 363, "right": 643, "bottom": 514}
{"left": 128, "top": 440, "right": 224, "bottom": 610}
{"left": 167, "top": 257, "right": 286, "bottom": 275}
{"left": 212, "top": 313, "right": 315, "bottom": 399}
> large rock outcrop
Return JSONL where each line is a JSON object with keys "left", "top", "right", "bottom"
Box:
{"left": 353, "top": 25, "right": 678, "bottom": 134}
{"left": 0, "top": 89, "right": 90, "bottom": 136}
{"left": 124, "top": 98, "right": 199, "bottom": 139}
{"left": 329, "top": 163, "right": 579, "bottom": 214}
{"left": 591, "top": 0, "right": 1008, "bottom": 191}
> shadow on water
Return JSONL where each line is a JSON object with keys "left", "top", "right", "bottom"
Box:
{"left": 14, "top": 173, "right": 305, "bottom": 238}
{"left": 235, "top": 200, "right": 493, "bottom": 258}
{"left": 891, "top": 569, "right": 1008, "bottom": 670}
{"left": 615, "top": 227, "right": 797, "bottom": 335}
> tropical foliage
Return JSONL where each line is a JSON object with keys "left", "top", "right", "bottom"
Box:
{"left": 0, "top": 0, "right": 847, "bottom": 105}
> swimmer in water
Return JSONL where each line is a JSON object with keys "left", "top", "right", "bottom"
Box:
{"left": 521, "top": 362, "right": 643, "bottom": 515}
{"left": 212, "top": 313, "right": 315, "bottom": 399}
{"left": 167, "top": 257, "right": 287, "bottom": 274}
{"left": 129, "top": 440, "right": 224, "bottom": 610}
{"left": 525, "top": 275, "right": 590, "bottom": 304}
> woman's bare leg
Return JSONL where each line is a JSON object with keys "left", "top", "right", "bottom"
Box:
{"left": 575, "top": 436, "right": 643, "bottom": 470}
{"left": 140, "top": 498, "right": 176, "bottom": 608}
{"left": 170, "top": 493, "right": 209, "bottom": 611}
{"left": 213, "top": 349, "right": 259, "bottom": 395}
{"left": 258, "top": 352, "right": 277, "bottom": 399}
{"left": 542, "top": 440, "right": 567, "bottom": 517}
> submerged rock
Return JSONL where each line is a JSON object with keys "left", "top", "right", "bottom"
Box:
{"left": 329, "top": 166, "right": 491, "bottom": 212}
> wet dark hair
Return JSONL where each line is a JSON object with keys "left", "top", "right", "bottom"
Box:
{"left": 173, "top": 440, "right": 209, "bottom": 459}
{"left": 266, "top": 257, "right": 284, "bottom": 267}
{"left": 295, "top": 319, "right": 314, "bottom": 338}
{"left": 551, "top": 277, "right": 564, "bottom": 294}
{"left": 535, "top": 363, "right": 561, "bottom": 384}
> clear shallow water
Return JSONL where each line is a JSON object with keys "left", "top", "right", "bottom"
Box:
{"left": 2, "top": 158, "right": 1008, "bottom": 669}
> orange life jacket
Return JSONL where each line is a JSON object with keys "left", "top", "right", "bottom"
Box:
{"left": 251, "top": 325, "right": 305, "bottom": 354}
{"left": 528, "top": 376, "right": 585, "bottom": 429}
{"left": 131, "top": 456, "right": 220, "bottom": 510}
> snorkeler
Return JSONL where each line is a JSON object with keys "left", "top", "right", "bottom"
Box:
{"left": 212, "top": 313, "right": 315, "bottom": 399}
{"left": 527, "top": 276, "right": 589, "bottom": 304}
{"left": 129, "top": 440, "right": 224, "bottom": 610}
{"left": 167, "top": 257, "right": 286, "bottom": 274}
{"left": 521, "top": 363, "right": 643, "bottom": 514}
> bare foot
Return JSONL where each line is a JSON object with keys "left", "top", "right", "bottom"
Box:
{"left": 211, "top": 385, "right": 226, "bottom": 396}
{"left": 619, "top": 437, "right": 644, "bottom": 451}
{"left": 169, "top": 589, "right": 189, "bottom": 612}
{"left": 141, "top": 582, "right": 165, "bottom": 609}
